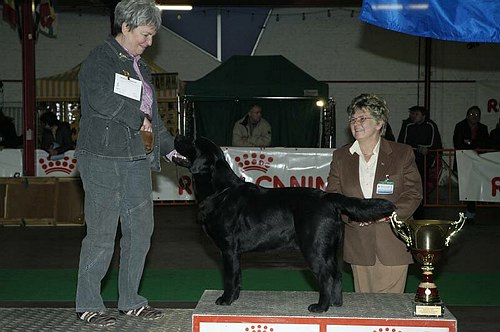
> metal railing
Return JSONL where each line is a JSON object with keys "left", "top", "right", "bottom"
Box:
{"left": 423, "top": 148, "right": 500, "bottom": 208}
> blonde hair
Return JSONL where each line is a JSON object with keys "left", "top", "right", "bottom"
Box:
{"left": 347, "top": 93, "right": 390, "bottom": 136}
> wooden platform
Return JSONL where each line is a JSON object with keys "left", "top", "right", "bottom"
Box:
{"left": 0, "top": 177, "right": 84, "bottom": 226}
{"left": 193, "top": 290, "right": 457, "bottom": 332}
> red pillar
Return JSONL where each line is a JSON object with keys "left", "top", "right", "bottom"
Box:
{"left": 21, "top": 0, "right": 36, "bottom": 176}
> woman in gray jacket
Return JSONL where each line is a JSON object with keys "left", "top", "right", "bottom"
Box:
{"left": 75, "top": 0, "right": 187, "bottom": 326}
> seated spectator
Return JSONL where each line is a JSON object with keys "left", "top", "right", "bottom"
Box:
{"left": 40, "top": 111, "right": 73, "bottom": 158}
{"left": 453, "top": 106, "right": 490, "bottom": 151}
{"left": 453, "top": 106, "right": 490, "bottom": 223}
{"left": 232, "top": 104, "right": 271, "bottom": 147}
{"left": 0, "top": 110, "right": 22, "bottom": 148}
{"left": 489, "top": 118, "right": 500, "bottom": 149}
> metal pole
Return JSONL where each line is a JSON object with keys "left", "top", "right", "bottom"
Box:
{"left": 21, "top": 0, "right": 36, "bottom": 176}
{"left": 424, "top": 38, "right": 432, "bottom": 115}
{"left": 217, "top": 8, "right": 222, "bottom": 61}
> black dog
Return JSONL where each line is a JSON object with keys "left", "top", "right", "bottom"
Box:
{"left": 174, "top": 136, "right": 395, "bottom": 312}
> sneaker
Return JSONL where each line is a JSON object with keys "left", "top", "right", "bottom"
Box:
{"left": 465, "top": 211, "right": 476, "bottom": 224}
{"left": 465, "top": 211, "right": 476, "bottom": 220}
{"left": 119, "top": 305, "right": 163, "bottom": 320}
{"left": 76, "top": 311, "right": 116, "bottom": 326}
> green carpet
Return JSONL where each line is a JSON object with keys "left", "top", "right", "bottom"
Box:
{"left": 1, "top": 268, "right": 498, "bottom": 306}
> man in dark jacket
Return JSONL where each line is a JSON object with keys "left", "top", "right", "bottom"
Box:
{"left": 398, "top": 106, "right": 443, "bottom": 197}
{"left": 453, "top": 106, "right": 490, "bottom": 222}
{"left": 453, "top": 106, "right": 490, "bottom": 150}
{"left": 0, "top": 110, "right": 22, "bottom": 148}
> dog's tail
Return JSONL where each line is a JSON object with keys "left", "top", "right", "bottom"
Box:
{"left": 328, "top": 193, "right": 396, "bottom": 222}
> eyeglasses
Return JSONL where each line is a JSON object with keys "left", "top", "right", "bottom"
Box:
{"left": 349, "top": 116, "right": 373, "bottom": 125}
{"left": 467, "top": 112, "right": 480, "bottom": 117}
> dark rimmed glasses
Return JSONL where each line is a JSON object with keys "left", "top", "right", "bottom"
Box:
{"left": 349, "top": 116, "right": 373, "bottom": 125}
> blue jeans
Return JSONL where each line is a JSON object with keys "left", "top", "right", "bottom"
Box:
{"left": 75, "top": 153, "right": 154, "bottom": 312}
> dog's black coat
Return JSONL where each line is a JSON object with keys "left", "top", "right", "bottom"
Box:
{"left": 174, "top": 136, "right": 396, "bottom": 312}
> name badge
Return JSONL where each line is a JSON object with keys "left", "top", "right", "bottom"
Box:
{"left": 113, "top": 73, "right": 142, "bottom": 101}
{"left": 376, "top": 181, "right": 394, "bottom": 195}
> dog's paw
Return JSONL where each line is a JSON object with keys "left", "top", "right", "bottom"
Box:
{"left": 330, "top": 300, "right": 343, "bottom": 307}
{"left": 307, "top": 303, "right": 329, "bottom": 313}
{"left": 215, "top": 296, "right": 234, "bottom": 306}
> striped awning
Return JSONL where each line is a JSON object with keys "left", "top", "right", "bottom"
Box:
{"left": 36, "top": 64, "right": 81, "bottom": 102}
{"left": 36, "top": 59, "right": 179, "bottom": 102}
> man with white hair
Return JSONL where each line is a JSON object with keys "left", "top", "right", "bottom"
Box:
{"left": 232, "top": 104, "right": 272, "bottom": 147}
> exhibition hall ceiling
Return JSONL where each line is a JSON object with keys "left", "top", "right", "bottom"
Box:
{"left": 58, "top": 0, "right": 363, "bottom": 12}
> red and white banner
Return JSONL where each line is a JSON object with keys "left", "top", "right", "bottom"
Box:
{"left": 198, "top": 322, "right": 450, "bottom": 332}
{"left": 475, "top": 80, "right": 500, "bottom": 130}
{"left": 1, "top": 148, "right": 333, "bottom": 201}
{"left": 224, "top": 147, "right": 333, "bottom": 189}
{"left": 8, "top": 147, "right": 499, "bottom": 203}
{"left": 456, "top": 149, "right": 500, "bottom": 202}
{"left": 36, "top": 150, "right": 79, "bottom": 176}
{"left": 0, "top": 149, "right": 23, "bottom": 177}
{"left": 156, "top": 147, "right": 334, "bottom": 201}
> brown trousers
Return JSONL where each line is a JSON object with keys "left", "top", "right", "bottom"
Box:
{"left": 351, "top": 256, "right": 408, "bottom": 293}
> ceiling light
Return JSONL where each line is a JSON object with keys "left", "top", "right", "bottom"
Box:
{"left": 156, "top": 5, "right": 193, "bottom": 11}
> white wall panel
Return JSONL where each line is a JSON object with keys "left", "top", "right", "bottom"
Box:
{"left": 2, "top": 8, "right": 499, "bottom": 149}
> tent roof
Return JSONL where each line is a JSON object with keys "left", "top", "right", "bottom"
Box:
{"left": 184, "top": 55, "right": 328, "bottom": 100}
{"left": 36, "top": 59, "right": 174, "bottom": 102}
{"left": 36, "top": 64, "right": 81, "bottom": 102}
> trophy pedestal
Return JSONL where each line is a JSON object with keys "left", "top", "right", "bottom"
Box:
{"left": 193, "top": 290, "right": 457, "bottom": 332}
{"left": 390, "top": 212, "right": 466, "bottom": 320}
{"left": 414, "top": 301, "right": 444, "bottom": 316}
{"left": 413, "top": 267, "right": 444, "bottom": 316}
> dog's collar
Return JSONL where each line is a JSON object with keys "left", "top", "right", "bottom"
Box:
{"left": 206, "top": 186, "right": 231, "bottom": 201}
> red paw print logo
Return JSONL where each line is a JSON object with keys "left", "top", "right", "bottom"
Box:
{"left": 244, "top": 324, "right": 274, "bottom": 332}
{"left": 39, "top": 157, "right": 77, "bottom": 175}
{"left": 373, "top": 328, "right": 402, "bottom": 332}
{"left": 235, "top": 153, "right": 273, "bottom": 173}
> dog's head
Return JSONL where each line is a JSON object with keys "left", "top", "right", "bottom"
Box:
{"left": 174, "top": 135, "right": 227, "bottom": 175}
{"left": 174, "top": 135, "right": 197, "bottom": 162}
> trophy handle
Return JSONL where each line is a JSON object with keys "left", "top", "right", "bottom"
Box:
{"left": 390, "top": 212, "right": 413, "bottom": 247}
{"left": 444, "top": 212, "right": 466, "bottom": 246}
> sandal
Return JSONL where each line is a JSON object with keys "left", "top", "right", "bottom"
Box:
{"left": 76, "top": 311, "right": 116, "bottom": 326}
{"left": 119, "top": 305, "right": 163, "bottom": 320}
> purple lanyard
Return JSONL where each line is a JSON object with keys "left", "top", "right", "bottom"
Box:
{"left": 132, "top": 55, "right": 153, "bottom": 118}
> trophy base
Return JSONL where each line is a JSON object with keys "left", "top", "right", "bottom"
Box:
{"left": 414, "top": 302, "right": 444, "bottom": 317}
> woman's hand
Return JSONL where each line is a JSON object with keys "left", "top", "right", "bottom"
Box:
{"left": 141, "top": 117, "right": 152, "bottom": 132}
{"left": 358, "top": 216, "right": 390, "bottom": 227}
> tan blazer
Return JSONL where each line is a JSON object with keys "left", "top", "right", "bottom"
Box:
{"left": 326, "top": 138, "right": 422, "bottom": 266}
{"left": 232, "top": 116, "right": 272, "bottom": 147}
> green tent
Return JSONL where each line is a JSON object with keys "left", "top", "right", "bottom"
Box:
{"left": 184, "top": 55, "right": 329, "bottom": 147}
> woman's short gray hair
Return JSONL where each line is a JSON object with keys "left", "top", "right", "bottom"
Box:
{"left": 347, "top": 93, "right": 390, "bottom": 136}
{"left": 113, "top": 0, "right": 161, "bottom": 36}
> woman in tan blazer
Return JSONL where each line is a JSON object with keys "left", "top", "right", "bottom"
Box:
{"left": 326, "top": 94, "right": 422, "bottom": 293}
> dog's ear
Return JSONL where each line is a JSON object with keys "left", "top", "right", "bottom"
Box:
{"left": 196, "top": 137, "right": 226, "bottom": 160}
{"left": 174, "top": 135, "right": 196, "bottom": 161}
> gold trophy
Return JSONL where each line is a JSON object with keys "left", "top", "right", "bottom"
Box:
{"left": 390, "top": 212, "right": 466, "bottom": 317}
